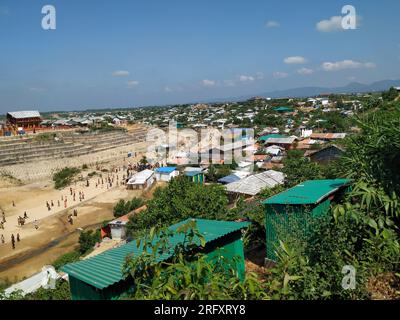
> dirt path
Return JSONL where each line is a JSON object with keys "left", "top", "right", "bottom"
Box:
{"left": 0, "top": 160, "right": 151, "bottom": 283}
{"left": 0, "top": 186, "right": 139, "bottom": 282}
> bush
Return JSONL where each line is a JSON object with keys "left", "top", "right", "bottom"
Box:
{"left": 53, "top": 167, "right": 81, "bottom": 189}
{"left": 127, "top": 176, "right": 229, "bottom": 236}
{"left": 52, "top": 251, "right": 81, "bottom": 271}
{"left": 78, "top": 229, "right": 101, "bottom": 255}
{"left": 113, "top": 197, "right": 145, "bottom": 218}
{"left": 22, "top": 280, "right": 71, "bottom": 300}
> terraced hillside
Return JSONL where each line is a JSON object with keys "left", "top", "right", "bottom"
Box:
{"left": 0, "top": 128, "right": 147, "bottom": 167}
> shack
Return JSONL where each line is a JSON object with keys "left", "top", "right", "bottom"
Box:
{"left": 6, "top": 111, "right": 42, "bottom": 128}
{"left": 126, "top": 169, "right": 155, "bottom": 190}
{"left": 154, "top": 166, "right": 180, "bottom": 182}
{"left": 184, "top": 167, "right": 205, "bottom": 184}
{"left": 225, "top": 170, "right": 285, "bottom": 198}
{"left": 262, "top": 179, "right": 351, "bottom": 261}
{"left": 62, "top": 218, "right": 250, "bottom": 300}
{"left": 273, "top": 106, "right": 294, "bottom": 113}
{"left": 304, "top": 145, "right": 345, "bottom": 164}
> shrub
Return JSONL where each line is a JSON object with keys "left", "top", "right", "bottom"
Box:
{"left": 113, "top": 197, "right": 145, "bottom": 218}
{"left": 78, "top": 229, "right": 101, "bottom": 255}
{"left": 52, "top": 251, "right": 81, "bottom": 271}
{"left": 53, "top": 167, "right": 81, "bottom": 189}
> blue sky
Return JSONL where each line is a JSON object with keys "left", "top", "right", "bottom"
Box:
{"left": 0, "top": 0, "right": 399, "bottom": 112}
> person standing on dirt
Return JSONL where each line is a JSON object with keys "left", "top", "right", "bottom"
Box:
{"left": 51, "top": 200, "right": 54, "bottom": 207}
{"left": 0, "top": 221, "right": 3, "bottom": 230}
{"left": 24, "top": 211, "right": 28, "bottom": 219}
{"left": 34, "top": 219, "right": 39, "bottom": 230}
{"left": 12, "top": 201, "right": 15, "bottom": 207}
{"left": 1, "top": 234, "right": 4, "bottom": 244}
{"left": 11, "top": 234, "right": 15, "bottom": 249}
{"left": 16, "top": 233, "right": 20, "bottom": 242}
{"left": 2, "top": 211, "right": 6, "bottom": 223}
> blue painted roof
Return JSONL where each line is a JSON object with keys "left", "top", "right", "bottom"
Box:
{"left": 155, "top": 167, "right": 177, "bottom": 173}
{"left": 218, "top": 174, "right": 241, "bottom": 184}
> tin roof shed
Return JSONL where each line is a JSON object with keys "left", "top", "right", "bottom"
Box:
{"left": 62, "top": 218, "right": 250, "bottom": 290}
{"left": 262, "top": 179, "right": 351, "bottom": 205}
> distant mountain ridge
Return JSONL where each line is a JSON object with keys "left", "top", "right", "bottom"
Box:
{"left": 213, "top": 79, "right": 400, "bottom": 103}
{"left": 255, "top": 79, "right": 400, "bottom": 99}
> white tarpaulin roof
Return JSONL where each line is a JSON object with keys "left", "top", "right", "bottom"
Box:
{"left": 127, "top": 169, "right": 154, "bottom": 185}
{"left": 225, "top": 170, "right": 285, "bottom": 196}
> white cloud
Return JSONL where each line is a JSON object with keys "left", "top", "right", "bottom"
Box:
{"left": 321, "top": 60, "right": 376, "bottom": 71}
{"left": 265, "top": 21, "right": 280, "bottom": 28}
{"left": 127, "top": 80, "right": 139, "bottom": 88}
{"left": 239, "top": 75, "right": 255, "bottom": 82}
{"left": 201, "top": 79, "right": 217, "bottom": 87}
{"left": 284, "top": 56, "right": 307, "bottom": 64}
{"left": 164, "top": 86, "right": 173, "bottom": 92}
{"left": 297, "top": 68, "right": 314, "bottom": 75}
{"left": 273, "top": 72, "right": 288, "bottom": 79}
{"left": 112, "top": 70, "right": 130, "bottom": 77}
{"left": 316, "top": 16, "right": 343, "bottom": 32}
{"left": 316, "top": 15, "right": 362, "bottom": 32}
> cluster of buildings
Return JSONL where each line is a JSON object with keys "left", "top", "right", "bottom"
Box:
{"left": 55, "top": 177, "right": 351, "bottom": 300}
{"left": 1, "top": 95, "right": 361, "bottom": 299}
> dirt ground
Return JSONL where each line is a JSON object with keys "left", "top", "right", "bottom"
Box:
{"left": 0, "top": 146, "right": 155, "bottom": 284}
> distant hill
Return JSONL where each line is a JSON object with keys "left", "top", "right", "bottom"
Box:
{"left": 228, "top": 79, "right": 400, "bottom": 101}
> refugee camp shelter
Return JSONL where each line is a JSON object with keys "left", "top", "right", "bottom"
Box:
{"left": 258, "top": 134, "right": 286, "bottom": 143}
{"left": 225, "top": 170, "right": 285, "bottom": 198}
{"left": 304, "top": 145, "right": 345, "bottom": 164}
{"left": 262, "top": 179, "right": 351, "bottom": 261}
{"left": 273, "top": 106, "right": 294, "bottom": 113}
{"left": 218, "top": 171, "right": 250, "bottom": 185}
{"left": 184, "top": 167, "right": 205, "bottom": 183}
{"left": 154, "top": 166, "right": 179, "bottom": 182}
{"left": 6, "top": 111, "right": 42, "bottom": 128}
{"left": 108, "top": 215, "right": 130, "bottom": 240}
{"left": 62, "top": 218, "right": 250, "bottom": 300}
{"left": 126, "top": 169, "right": 155, "bottom": 190}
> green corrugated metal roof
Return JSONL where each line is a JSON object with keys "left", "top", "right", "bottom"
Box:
{"left": 273, "top": 106, "right": 294, "bottom": 112}
{"left": 61, "top": 219, "right": 250, "bottom": 289}
{"left": 262, "top": 179, "right": 351, "bottom": 205}
{"left": 259, "top": 134, "right": 286, "bottom": 142}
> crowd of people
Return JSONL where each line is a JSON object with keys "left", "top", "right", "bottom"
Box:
{"left": 1, "top": 210, "right": 21, "bottom": 250}
{"left": 0, "top": 160, "right": 152, "bottom": 252}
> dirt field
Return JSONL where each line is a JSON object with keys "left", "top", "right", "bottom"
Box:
{"left": 0, "top": 141, "right": 155, "bottom": 284}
